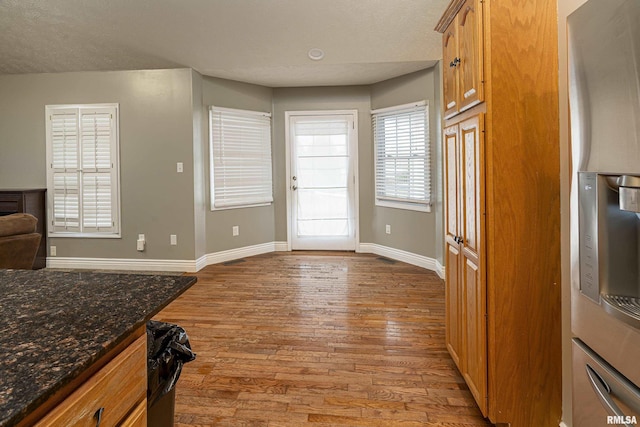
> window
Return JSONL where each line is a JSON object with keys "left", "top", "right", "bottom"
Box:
{"left": 209, "top": 106, "right": 273, "bottom": 210}
{"left": 45, "top": 104, "right": 120, "bottom": 237}
{"left": 372, "top": 101, "right": 430, "bottom": 212}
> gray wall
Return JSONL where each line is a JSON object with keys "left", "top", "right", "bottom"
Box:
{"left": 0, "top": 69, "right": 197, "bottom": 260}
{"left": 0, "top": 67, "right": 443, "bottom": 264}
{"left": 200, "top": 75, "right": 275, "bottom": 253}
{"left": 191, "top": 70, "right": 207, "bottom": 260}
{"left": 271, "top": 86, "right": 373, "bottom": 244}
{"left": 433, "top": 62, "right": 443, "bottom": 266}
{"left": 370, "top": 68, "right": 439, "bottom": 258}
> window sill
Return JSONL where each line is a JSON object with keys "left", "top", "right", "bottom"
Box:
{"left": 210, "top": 202, "right": 272, "bottom": 212}
{"left": 375, "top": 199, "right": 431, "bottom": 213}
{"left": 48, "top": 232, "right": 121, "bottom": 239}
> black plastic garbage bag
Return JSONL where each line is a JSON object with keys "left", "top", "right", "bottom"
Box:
{"left": 146, "top": 320, "right": 196, "bottom": 406}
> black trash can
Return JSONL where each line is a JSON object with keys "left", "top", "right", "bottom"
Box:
{"left": 147, "top": 320, "right": 196, "bottom": 427}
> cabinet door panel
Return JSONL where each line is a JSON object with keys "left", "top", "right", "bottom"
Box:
{"left": 444, "top": 125, "right": 460, "bottom": 241}
{"left": 460, "top": 114, "right": 487, "bottom": 417}
{"left": 445, "top": 242, "right": 463, "bottom": 369}
{"left": 443, "top": 19, "right": 459, "bottom": 118}
{"left": 463, "top": 256, "right": 487, "bottom": 416}
{"left": 458, "top": 0, "right": 483, "bottom": 111}
{"left": 461, "top": 117, "right": 482, "bottom": 255}
{"left": 444, "top": 123, "right": 463, "bottom": 370}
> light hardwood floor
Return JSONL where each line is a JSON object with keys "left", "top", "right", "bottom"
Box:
{"left": 154, "top": 252, "right": 493, "bottom": 426}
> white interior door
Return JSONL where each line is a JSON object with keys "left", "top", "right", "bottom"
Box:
{"left": 288, "top": 113, "right": 357, "bottom": 250}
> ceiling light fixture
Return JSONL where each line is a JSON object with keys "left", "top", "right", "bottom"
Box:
{"left": 308, "top": 48, "right": 325, "bottom": 61}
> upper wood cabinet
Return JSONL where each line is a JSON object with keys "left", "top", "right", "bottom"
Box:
{"left": 440, "top": 0, "right": 484, "bottom": 119}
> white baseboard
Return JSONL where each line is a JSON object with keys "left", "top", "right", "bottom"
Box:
{"left": 197, "top": 241, "right": 284, "bottom": 268}
{"left": 435, "top": 260, "right": 445, "bottom": 279}
{"left": 358, "top": 243, "right": 439, "bottom": 274}
{"left": 47, "top": 257, "right": 198, "bottom": 272}
{"left": 559, "top": 422, "right": 569, "bottom": 427}
{"left": 274, "top": 241, "right": 289, "bottom": 252}
{"left": 46, "top": 242, "right": 440, "bottom": 275}
{"left": 48, "top": 241, "right": 291, "bottom": 273}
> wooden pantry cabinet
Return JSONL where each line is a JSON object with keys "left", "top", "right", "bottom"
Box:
{"left": 436, "top": 0, "right": 561, "bottom": 426}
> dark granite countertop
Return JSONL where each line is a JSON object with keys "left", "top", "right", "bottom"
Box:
{"left": 0, "top": 269, "right": 197, "bottom": 427}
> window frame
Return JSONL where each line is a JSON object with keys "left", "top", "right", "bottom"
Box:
{"left": 372, "top": 101, "right": 431, "bottom": 213}
{"left": 45, "top": 103, "right": 121, "bottom": 238}
{"left": 209, "top": 105, "right": 274, "bottom": 211}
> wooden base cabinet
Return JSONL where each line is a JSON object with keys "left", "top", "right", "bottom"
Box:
{"left": 437, "top": 0, "right": 561, "bottom": 426}
{"left": 34, "top": 334, "right": 147, "bottom": 427}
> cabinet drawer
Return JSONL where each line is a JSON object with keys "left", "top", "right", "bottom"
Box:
{"left": 0, "top": 198, "right": 22, "bottom": 215}
{"left": 35, "top": 335, "right": 146, "bottom": 427}
{"left": 119, "top": 399, "right": 147, "bottom": 427}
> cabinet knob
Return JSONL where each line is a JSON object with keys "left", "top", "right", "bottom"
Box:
{"left": 94, "top": 407, "right": 105, "bottom": 427}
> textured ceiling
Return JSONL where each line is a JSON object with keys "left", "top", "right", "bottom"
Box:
{"left": 0, "top": 0, "right": 449, "bottom": 87}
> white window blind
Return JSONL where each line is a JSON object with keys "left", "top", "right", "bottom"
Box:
{"left": 209, "top": 106, "right": 273, "bottom": 210}
{"left": 372, "top": 101, "right": 430, "bottom": 211}
{"left": 46, "top": 104, "right": 120, "bottom": 236}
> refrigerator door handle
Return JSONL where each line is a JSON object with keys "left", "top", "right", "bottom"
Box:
{"left": 586, "top": 364, "right": 631, "bottom": 424}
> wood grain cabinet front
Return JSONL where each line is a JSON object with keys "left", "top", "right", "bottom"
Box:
{"left": 442, "top": 0, "right": 484, "bottom": 119}
{"left": 436, "top": 0, "right": 561, "bottom": 425}
{"left": 34, "top": 335, "right": 147, "bottom": 427}
{"left": 119, "top": 399, "right": 147, "bottom": 427}
{"left": 444, "top": 115, "right": 487, "bottom": 416}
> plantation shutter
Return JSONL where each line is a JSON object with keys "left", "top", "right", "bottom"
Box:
{"left": 209, "top": 106, "right": 273, "bottom": 209}
{"left": 372, "top": 101, "right": 430, "bottom": 206}
{"left": 46, "top": 104, "right": 119, "bottom": 235}
{"left": 80, "top": 108, "right": 117, "bottom": 232}
{"left": 49, "top": 109, "right": 80, "bottom": 232}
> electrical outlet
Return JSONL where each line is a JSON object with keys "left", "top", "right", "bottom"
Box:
{"left": 50, "top": 246, "right": 57, "bottom": 256}
{"left": 232, "top": 226, "right": 239, "bottom": 236}
{"left": 385, "top": 224, "right": 391, "bottom": 234}
{"left": 137, "top": 234, "right": 146, "bottom": 251}
{"left": 176, "top": 162, "right": 183, "bottom": 173}
{"left": 170, "top": 234, "right": 177, "bottom": 245}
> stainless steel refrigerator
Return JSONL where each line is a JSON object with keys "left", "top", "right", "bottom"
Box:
{"left": 569, "top": 0, "right": 640, "bottom": 425}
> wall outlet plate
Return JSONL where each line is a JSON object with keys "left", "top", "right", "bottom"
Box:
{"left": 50, "top": 246, "right": 57, "bottom": 256}
{"left": 232, "top": 226, "right": 239, "bottom": 236}
{"left": 385, "top": 224, "right": 391, "bottom": 234}
{"left": 170, "top": 234, "right": 178, "bottom": 245}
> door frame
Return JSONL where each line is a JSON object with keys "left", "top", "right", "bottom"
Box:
{"left": 284, "top": 109, "right": 360, "bottom": 252}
